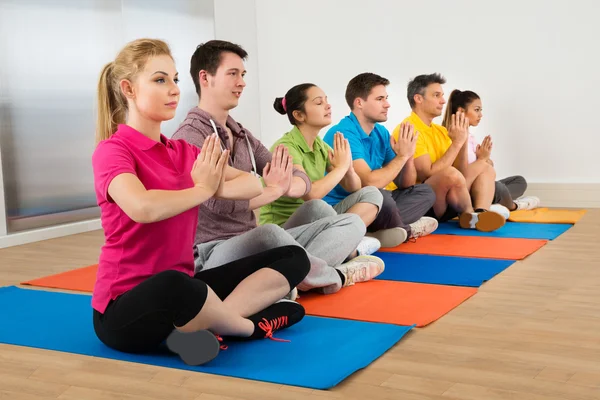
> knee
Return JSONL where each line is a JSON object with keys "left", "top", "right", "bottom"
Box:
{"left": 154, "top": 270, "right": 207, "bottom": 305}
{"left": 281, "top": 245, "right": 311, "bottom": 286}
{"left": 358, "top": 186, "right": 384, "bottom": 210}
{"left": 482, "top": 163, "right": 496, "bottom": 180}
{"left": 443, "top": 167, "right": 467, "bottom": 187}
{"left": 301, "top": 199, "right": 337, "bottom": 218}
{"left": 515, "top": 175, "right": 528, "bottom": 191}
{"left": 253, "top": 224, "right": 290, "bottom": 247}
{"left": 340, "top": 213, "right": 367, "bottom": 236}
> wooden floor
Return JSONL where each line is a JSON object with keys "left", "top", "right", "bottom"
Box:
{"left": 1, "top": 210, "right": 599, "bottom": 400}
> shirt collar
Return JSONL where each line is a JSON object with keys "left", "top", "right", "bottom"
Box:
{"left": 290, "top": 126, "right": 310, "bottom": 153}
{"left": 290, "top": 126, "right": 324, "bottom": 154}
{"left": 410, "top": 111, "right": 433, "bottom": 133}
{"left": 194, "top": 107, "right": 246, "bottom": 138}
{"left": 348, "top": 112, "right": 372, "bottom": 139}
{"left": 117, "top": 124, "right": 172, "bottom": 151}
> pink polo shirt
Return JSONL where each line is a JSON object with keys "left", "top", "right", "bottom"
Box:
{"left": 91, "top": 124, "right": 201, "bottom": 314}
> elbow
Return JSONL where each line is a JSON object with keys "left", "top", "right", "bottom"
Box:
{"left": 130, "top": 202, "right": 157, "bottom": 224}
{"left": 349, "top": 181, "right": 362, "bottom": 192}
{"left": 361, "top": 176, "right": 376, "bottom": 188}
{"left": 302, "top": 190, "right": 321, "bottom": 201}
{"left": 417, "top": 171, "right": 431, "bottom": 183}
{"left": 249, "top": 177, "right": 264, "bottom": 198}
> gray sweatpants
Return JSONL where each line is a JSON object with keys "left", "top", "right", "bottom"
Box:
{"left": 194, "top": 200, "right": 365, "bottom": 294}
{"left": 493, "top": 176, "right": 527, "bottom": 209}
{"left": 285, "top": 186, "right": 384, "bottom": 226}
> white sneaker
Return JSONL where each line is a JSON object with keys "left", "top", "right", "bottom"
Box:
{"left": 489, "top": 204, "right": 510, "bottom": 220}
{"left": 365, "top": 227, "right": 408, "bottom": 248}
{"left": 408, "top": 217, "right": 438, "bottom": 239}
{"left": 356, "top": 236, "right": 381, "bottom": 256}
{"left": 514, "top": 196, "right": 541, "bottom": 210}
{"left": 336, "top": 255, "right": 385, "bottom": 287}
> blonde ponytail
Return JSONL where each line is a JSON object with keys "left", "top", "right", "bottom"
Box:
{"left": 96, "top": 62, "right": 124, "bottom": 144}
{"left": 95, "top": 38, "right": 173, "bottom": 145}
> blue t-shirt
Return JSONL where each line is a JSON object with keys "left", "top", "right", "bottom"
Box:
{"left": 323, "top": 113, "right": 396, "bottom": 205}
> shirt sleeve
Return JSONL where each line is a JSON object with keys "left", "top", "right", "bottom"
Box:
{"left": 172, "top": 121, "right": 208, "bottom": 149}
{"left": 278, "top": 139, "right": 312, "bottom": 195}
{"left": 414, "top": 131, "right": 430, "bottom": 159}
{"left": 92, "top": 141, "right": 136, "bottom": 203}
{"left": 280, "top": 140, "right": 304, "bottom": 167}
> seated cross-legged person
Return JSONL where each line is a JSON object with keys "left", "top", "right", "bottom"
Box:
{"left": 91, "top": 38, "right": 310, "bottom": 367}
{"left": 260, "top": 83, "right": 386, "bottom": 260}
{"left": 442, "top": 89, "right": 541, "bottom": 217}
{"left": 397, "top": 73, "right": 505, "bottom": 232}
{"left": 172, "top": 40, "right": 381, "bottom": 296}
{"left": 323, "top": 73, "right": 439, "bottom": 246}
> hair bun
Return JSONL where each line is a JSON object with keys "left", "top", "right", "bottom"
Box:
{"left": 273, "top": 97, "right": 286, "bottom": 115}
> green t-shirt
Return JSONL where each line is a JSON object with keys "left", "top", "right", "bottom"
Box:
{"left": 259, "top": 126, "right": 332, "bottom": 226}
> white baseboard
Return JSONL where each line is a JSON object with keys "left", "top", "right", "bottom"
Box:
{"left": 0, "top": 218, "right": 102, "bottom": 249}
{"left": 0, "top": 183, "right": 596, "bottom": 249}
{"left": 525, "top": 183, "right": 600, "bottom": 208}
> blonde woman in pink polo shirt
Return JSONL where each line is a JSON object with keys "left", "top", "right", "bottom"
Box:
{"left": 91, "top": 38, "right": 310, "bottom": 366}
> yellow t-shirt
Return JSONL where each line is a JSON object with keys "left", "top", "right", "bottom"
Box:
{"left": 386, "top": 112, "right": 453, "bottom": 189}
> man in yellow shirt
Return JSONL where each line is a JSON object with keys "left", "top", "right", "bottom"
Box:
{"left": 393, "top": 73, "right": 504, "bottom": 232}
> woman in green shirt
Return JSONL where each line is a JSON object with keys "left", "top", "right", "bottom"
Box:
{"left": 259, "top": 83, "right": 408, "bottom": 251}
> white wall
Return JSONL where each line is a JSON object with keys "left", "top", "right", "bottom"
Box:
{"left": 213, "top": 0, "right": 262, "bottom": 137}
{"left": 254, "top": 0, "right": 600, "bottom": 184}
{"left": 121, "top": 0, "right": 215, "bottom": 137}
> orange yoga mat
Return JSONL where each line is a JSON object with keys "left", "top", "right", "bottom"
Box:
{"left": 22, "top": 265, "right": 97, "bottom": 292}
{"left": 508, "top": 208, "right": 587, "bottom": 224}
{"left": 23, "top": 265, "right": 475, "bottom": 327}
{"left": 298, "top": 280, "right": 477, "bottom": 327}
{"left": 378, "top": 234, "right": 547, "bottom": 260}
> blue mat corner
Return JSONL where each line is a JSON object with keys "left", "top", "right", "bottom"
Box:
{"left": 0, "top": 286, "right": 413, "bottom": 390}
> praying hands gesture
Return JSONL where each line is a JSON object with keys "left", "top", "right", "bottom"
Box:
{"left": 328, "top": 132, "right": 352, "bottom": 172}
{"left": 191, "top": 133, "right": 229, "bottom": 195}
{"left": 263, "top": 144, "right": 293, "bottom": 196}
{"left": 476, "top": 135, "right": 493, "bottom": 161}
{"left": 447, "top": 112, "right": 469, "bottom": 146}
{"left": 391, "top": 122, "right": 418, "bottom": 159}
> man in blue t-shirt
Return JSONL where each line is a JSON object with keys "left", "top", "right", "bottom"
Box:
{"left": 324, "top": 73, "right": 438, "bottom": 245}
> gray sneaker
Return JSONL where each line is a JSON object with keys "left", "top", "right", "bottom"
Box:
{"left": 366, "top": 227, "right": 408, "bottom": 247}
{"left": 336, "top": 255, "right": 385, "bottom": 287}
{"left": 408, "top": 217, "right": 439, "bottom": 239}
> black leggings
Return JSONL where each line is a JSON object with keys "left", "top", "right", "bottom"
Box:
{"left": 93, "top": 245, "right": 309, "bottom": 354}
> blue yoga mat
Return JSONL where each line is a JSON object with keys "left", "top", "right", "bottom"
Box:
{"left": 374, "top": 252, "right": 514, "bottom": 287}
{"left": 433, "top": 221, "right": 571, "bottom": 240}
{"left": 0, "top": 286, "right": 412, "bottom": 390}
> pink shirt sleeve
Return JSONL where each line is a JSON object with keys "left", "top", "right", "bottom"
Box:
{"left": 92, "top": 141, "right": 136, "bottom": 203}
{"left": 467, "top": 134, "right": 478, "bottom": 164}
